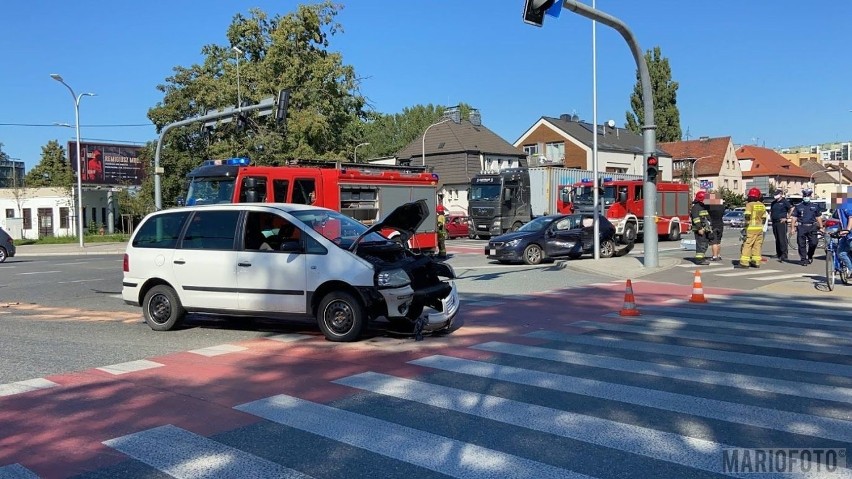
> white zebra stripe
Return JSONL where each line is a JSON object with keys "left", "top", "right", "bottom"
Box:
{"left": 104, "top": 424, "right": 312, "bottom": 479}
{"left": 235, "top": 394, "right": 591, "bottom": 479}
{"left": 524, "top": 330, "right": 852, "bottom": 378}
{"left": 571, "top": 321, "right": 850, "bottom": 356}
{"left": 0, "top": 463, "right": 39, "bottom": 479}
{"left": 640, "top": 304, "right": 852, "bottom": 326}
{"left": 334, "top": 372, "right": 742, "bottom": 475}
{"left": 409, "top": 355, "right": 852, "bottom": 442}
{"left": 472, "top": 341, "right": 852, "bottom": 404}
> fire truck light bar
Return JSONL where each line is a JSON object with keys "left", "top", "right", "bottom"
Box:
{"left": 202, "top": 157, "right": 251, "bottom": 167}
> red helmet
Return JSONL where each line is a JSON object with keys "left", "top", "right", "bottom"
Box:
{"left": 694, "top": 191, "right": 706, "bottom": 202}
{"left": 747, "top": 188, "right": 762, "bottom": 200}
{"left": 436, "top": 205, "right": 446, "bottom": 214}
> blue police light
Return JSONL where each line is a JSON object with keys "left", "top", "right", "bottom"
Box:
{"left": 603, "top": 177, "right": 613, "bottom": 182}
{"left": 581, "top": 178, "right": 592, "bottom": 183}
{"left": 431, "top": 173, "right": 440, "bottom": 181}
{"left": 226, "top": 157, "right": 251, "bottom": 166}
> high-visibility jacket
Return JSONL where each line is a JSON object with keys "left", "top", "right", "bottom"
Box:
{"left": 744, "top": 200, "right": 766, "bottom": 232}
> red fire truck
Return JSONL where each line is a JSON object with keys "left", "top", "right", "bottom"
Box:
{"left": 556, "top": 178, "right": 691, "bottom": 243}
{"left": 185, "top": 157, "right": 440, "bottom": 251}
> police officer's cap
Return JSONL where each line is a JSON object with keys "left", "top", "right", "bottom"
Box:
{"left": 802, "top": 188, "right": 813, "bottom": 197}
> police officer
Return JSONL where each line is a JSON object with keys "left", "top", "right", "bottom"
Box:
{"left": 769, "top": 191, "right": 793, "bottom": 261}
{"left": 790, "top": 188, "right": 824, "bottom": 266}
{"left": 690, "top": 191, "right": 711, "bottom": 265}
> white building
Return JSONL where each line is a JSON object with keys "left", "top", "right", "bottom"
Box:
{"left": 0, "top": 187, "right": 118, "bottom": 240}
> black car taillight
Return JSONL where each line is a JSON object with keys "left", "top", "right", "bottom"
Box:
{"left": 123, "top": 254, "right": 129, "bottom": 273}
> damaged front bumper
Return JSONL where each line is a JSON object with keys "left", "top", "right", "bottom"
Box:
{"left": 420, "top": 280, "right": 459, "bottom": 332}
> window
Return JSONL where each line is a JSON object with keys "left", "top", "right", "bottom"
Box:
{"left": 734, "top": 180, "right": 739, "bottom": 190}
{"left": 91, "top": 208, "right": 97, "bottom": 227}
{"left": 272, "top": 179, "right": 290, "bottom": 202}
{"left": 132, "top": 212, "right": 190, "bottom": 249}
{"left": 523, "top": 144, "right": 539, "bottom": 156}
{"left": 244, "top": 211, "right": 300, "bottom": 251}
{"left": 293, "top": 179, "right": 316, "bottom": 205}
{"left": 634, "top": 186, "right": 643, "bottom": 201}
{"left": 181, "top": 210, "right": 241, "bottom": 250}
{"left": 239, "top": 176, "right": 268, "bottom": 202}
{"left": 545, "top": 142, "right": 565, "bottom": 162}
{"left": 5, "top": 209, "right": 13, "bottom": 219}
{"left": 22, "top": 208, "right": 31, "bottom": 229}
{"left": 60, "top": 208, "right": 69, "bottom": 228}
{"left": 101, "top": 207, "right": 107, "bottom": 226}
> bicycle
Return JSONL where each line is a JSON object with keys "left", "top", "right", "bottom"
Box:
{"left": 821, "top": 229, "right": 849, "bottom": 291}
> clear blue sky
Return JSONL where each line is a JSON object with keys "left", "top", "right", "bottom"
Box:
{"left": 2, "top": 1, "right": 850, "bottom": 171}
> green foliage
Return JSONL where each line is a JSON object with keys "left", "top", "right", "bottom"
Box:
{"left": 360, "top": 103, "right": 476, "bottom": 160}
{"left": 626, "top": 46, "right": 682, "bottom": 143}
{"left": 717, "top": 186, "right": 745, "bottom": 208}
{"left": 24, "top": 140, "right": 74, "bottom": 190}
{"left": 14, "top": 233, "right": 129, "bottom": 246}
{"left": 147, "top": 2, "right": 366, "bottom": 206}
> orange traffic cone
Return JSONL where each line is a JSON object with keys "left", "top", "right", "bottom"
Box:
{"left": 689, "top": 270, "right": 708, "bottom": 303}
{"left": 619, "top": 279, "right": 641, "bottom": 316}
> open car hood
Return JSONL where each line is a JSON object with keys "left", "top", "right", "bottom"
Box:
{"left": 350, "top": 199, "right": 429, "bottom": 251}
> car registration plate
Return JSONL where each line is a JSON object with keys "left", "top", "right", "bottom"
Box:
{"left": 490, "top": 249, "right": 496, "bottom": 256}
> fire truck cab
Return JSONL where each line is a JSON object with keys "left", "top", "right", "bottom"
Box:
{"left": 557, "top": 178, "right": 690, "bottom": 243}
{"left": 185, "top": 157, "right": 440, "bottom": 251}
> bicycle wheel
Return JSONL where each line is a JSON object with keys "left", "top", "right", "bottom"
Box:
{"left": 841, "top": 265, "right": 849, "bottom": 286}
{"left": 826, "top": 248, "right": 835, "bottom": 291}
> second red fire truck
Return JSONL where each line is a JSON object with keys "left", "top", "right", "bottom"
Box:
{"left": 556, "top": 178, "right": 691, "bottom": 243}
{"left": 184, "top": 157, "right": 440, "bottom": 251}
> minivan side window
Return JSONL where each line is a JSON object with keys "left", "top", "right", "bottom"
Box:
{"left": 181, "top": 211, "right": 241, "bottom": 250}
{"left": 132, "top": 212, "right": 190, "bottom": 249}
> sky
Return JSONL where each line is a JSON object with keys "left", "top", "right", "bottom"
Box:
{"left": 2, "top": 1, "right": 851, "bottom": 171}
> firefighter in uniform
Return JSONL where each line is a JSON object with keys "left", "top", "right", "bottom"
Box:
{"left": 436, "top": 204, "right": 448, "bottom": 259}
{"left": 769, "top": 191, "right": 793, "bottom": 261}
{"left": 737, "top": 187, "right": 767, "bottom": 268}
{"left": 790, "top": 188, "right": 824, "bottom": 266}
{"left": 690, "top": 191, "right": 711, "bottom": 265}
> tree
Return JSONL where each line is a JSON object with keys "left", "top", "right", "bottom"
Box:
{"left": 25, "top": 140, "right": 74, "bottom": 189}
{"left": 717, "top": 186, "right": 745, "bottom": 208}
{"left": 360, "top": 103, "right": 476, "bottom": 160}
{"left": 147, "top": 2, "right": 365, "bottom": 207}
{"left": 625, "top": 46, "right": 682, "bottom": 143}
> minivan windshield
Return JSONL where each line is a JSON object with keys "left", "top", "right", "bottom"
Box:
{"left": 289, "top": 209, "right": 389, "bottom": 249}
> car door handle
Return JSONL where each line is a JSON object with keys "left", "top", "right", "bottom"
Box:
{"left": 238, "top": 262, "right": 252, "bottom": 267}
{"left": 173, "top": 259, "right": 186, "bottom": 265}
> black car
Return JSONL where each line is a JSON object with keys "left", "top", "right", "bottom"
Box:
{"left": 0, "top": 226, "right": 16, "bottom": 263}
{"left": 486, "top": 214, "right": 628, "bottom": 265}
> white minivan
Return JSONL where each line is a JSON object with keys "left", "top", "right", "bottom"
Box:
{"left": 122, "top": 200, "right": 459, "bottom": 341}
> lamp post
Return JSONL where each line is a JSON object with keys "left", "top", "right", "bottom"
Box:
{"left": 50, "top": 74, "right": 95, "bottom": 248}
{"left": 232, "top": 46, "right": 243, "bottom": 108}
{"left": 686, "top": 155, "right": 713, "bottom": 198}
{"left": 354, "top": 142, "right": 370, "bottom": 163}
{"left": 422, "top": 118, "right": 450, "bottom": 166}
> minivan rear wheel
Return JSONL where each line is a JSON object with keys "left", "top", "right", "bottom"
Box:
{"left": 317, "top": 291, "right": 365, "bottom": 342}
{"left": 143, "top": 285, "right": 185, "bottom": 331}
{"left": 0, "top": 247, "right": 6, "bottom": 263}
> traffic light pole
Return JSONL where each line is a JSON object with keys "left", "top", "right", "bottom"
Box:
{"left": 558, "top": 0, "right": 658, "bottom": 267}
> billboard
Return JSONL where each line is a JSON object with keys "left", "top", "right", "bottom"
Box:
{"left": 68, "top": 142, "right": 145, "bottom": 186}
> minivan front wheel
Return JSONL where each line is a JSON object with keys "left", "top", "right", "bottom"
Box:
{"left": 0, "top": 247, "right": 7, "bottom": 263}
{"left": 317, "top": 291, "right": 365, "bottom": 342}
{"left": 143, "top": 285, "right": 185, "bottom": 331}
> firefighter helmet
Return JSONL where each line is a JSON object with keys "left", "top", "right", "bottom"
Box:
{"left": 436, "top": 205, "right": 446, "bottom": 214}
{"left": 694, "top": 191, "right": 706, "bottom": 202}
{"left": 747, "top": 187, "right": 762, "bottom": 200}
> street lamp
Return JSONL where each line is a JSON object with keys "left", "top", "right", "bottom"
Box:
{"left": 686, "top": 155, "right": 713, "bottom": 197}
{"left": 422, "top": 118, "right": 450, "bottom": 166}
{"left": 354, "top": 142, "right": 370, "bottom": 163}
{"left": 50, "top": 73, "right": 95, "bottom": 248}
{"left": 232, "top": 46, "right": 243, "bottom": 108}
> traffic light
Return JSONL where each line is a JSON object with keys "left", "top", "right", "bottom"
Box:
{"left": 276, "top": 88, "right": 290, "bottom": 128}
{"left": 522, "top": 0, "right": 557, "bottom": 27}
{"left": 646, "top": 155, "right": 659, "bottom": 183}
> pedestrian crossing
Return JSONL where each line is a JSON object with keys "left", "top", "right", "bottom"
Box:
{"left": 675, "top": 260, "right": 822, "bottom": 283}
{"left": 5, "top": 299, "right": 852, "bottom": 478}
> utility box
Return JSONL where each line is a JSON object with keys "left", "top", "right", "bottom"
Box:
{"left": 4, "top": 218, "right": 23, "bottom": 240}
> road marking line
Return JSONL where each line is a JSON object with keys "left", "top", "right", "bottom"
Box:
{"left": 525, "top": 330, "right": 852, "bottom": 378}
{"left": 675, "top": 263, "right": 723, "bottom": 268}
{"left": 56, "top": 278, "right": 107, "bottom": 284}
{"left": 473, "top": 341, "right": 852, "bottom": 404}
{"left": 236, "top": 394, "right": 586, "bottom": 479}
{"left": 18, "top": 270, "right": 62, "bottom": 275}
{"left": 97, "top": 360, "right": 163, "bottom": 375}
{"left": 335, "top": 372, "right": 735, "bottom": 475}
{"left": 0, "top": 378, "right": 59, "bottom": 397}
{"left": 104, "top": 424, "right": 312, "bottom": 479}
{"left": 751, "top": 273, "right": 820, "bottom": 281}
{"left": 410, "top": 355, "right": 851, "bottom": 442}
{"left": 188, "top": 344, "right": 248, "bottom": 356}
{"left": 571, "top": 321, "right": 849, "bottom": 356}
{"left": 266, "top": 334, "right": 312, "bottom": 343}
{"left": 713, "top": 269, "right": 781, "bottom": 277}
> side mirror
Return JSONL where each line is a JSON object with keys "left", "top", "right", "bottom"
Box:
{"left": 503, "top": 190, "right": 512, "bottom": 202}
{"left": 618, "top": 191, "right": 627, "bottom": 203}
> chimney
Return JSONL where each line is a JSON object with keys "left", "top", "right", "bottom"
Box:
{"left": 443, "top": 106, "right": 461, "bottom": 124}
{"left": 699, "top": 136, "right": 710, "bottom": 142}
{"left": 469, "top": 109, "right": 481, "bottom": 126}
